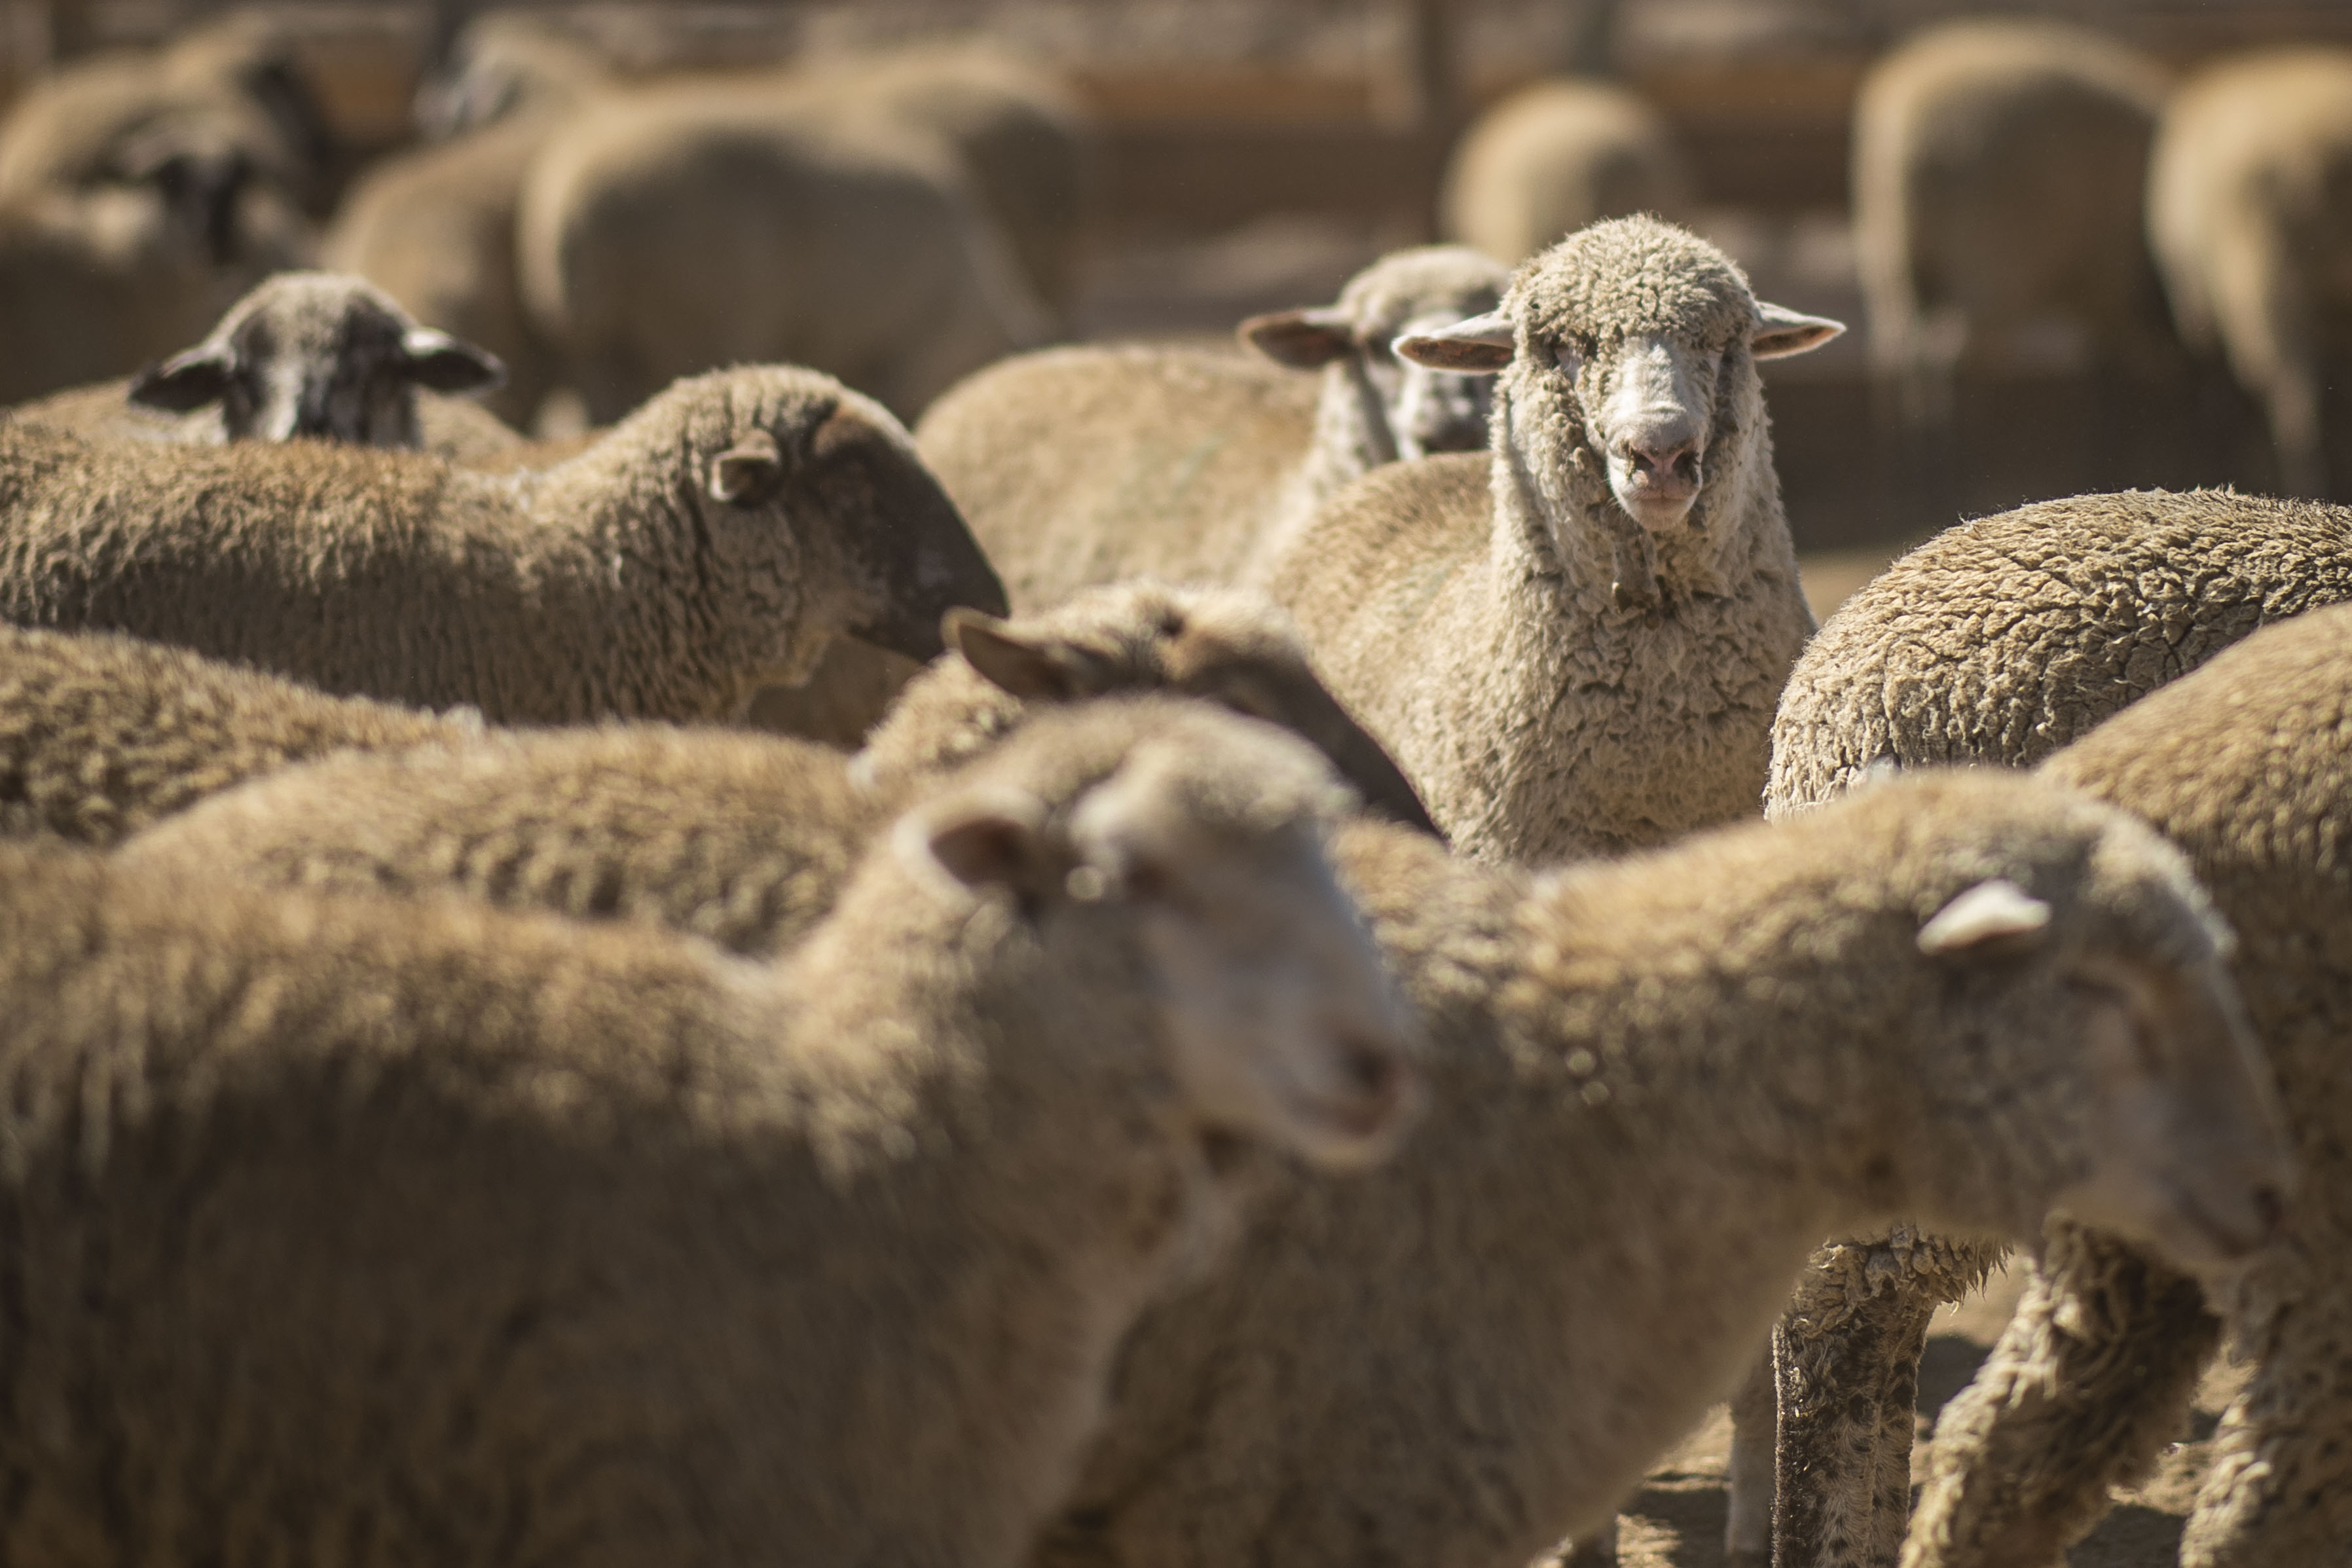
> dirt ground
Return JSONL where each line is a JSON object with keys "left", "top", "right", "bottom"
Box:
{"left": 1594, "top": 1263, "right": 2248, "bottom": 1568}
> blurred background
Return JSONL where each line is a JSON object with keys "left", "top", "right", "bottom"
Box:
{"left": 3, "top": 0, "right": 2349, "bottom": 580}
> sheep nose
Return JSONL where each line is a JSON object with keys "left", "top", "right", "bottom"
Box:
{"left": 1616, "top": 432, "right": 1700, "bottom": 493}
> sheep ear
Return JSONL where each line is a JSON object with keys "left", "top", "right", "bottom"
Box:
{"left": 708, "top": 429, "right": 784, "bottom": 505}
{"left": 1238, "top": 306, "right": 1356, "bottom": 369}
{"left": 1919, "top": 879, "right": 2053, "bottom": 957}
{"left": 1394, "top": 310, "right": 1516, "bottom": 373}
{"left": 898, "top": 786, "right": 1050, "bottom": 898}
{"left": 401, "top": 328, "right": 505, "bottom": 394}
{"left": 128, "top": 346, "right": 232, "bottom": 412}
{"left": 1752, "top": 302, "right": 1845, "bottom": 360}
{"left": 948, "top": 610, "right": 1088, "bottom": 701}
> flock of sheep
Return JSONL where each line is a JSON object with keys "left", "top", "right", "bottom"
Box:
{"left": 0, "top": 9, "right": 2346, "bottom": 1568}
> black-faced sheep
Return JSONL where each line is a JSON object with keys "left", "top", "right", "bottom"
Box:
{"left": 0, "top": 698, "right": 1421, "bottom": 1568}
{"left": 0, "top": 363, "right": 1006, "bottom": 723}
{"left": 1260, "top": 214, "right": 1842, "bottom": 860}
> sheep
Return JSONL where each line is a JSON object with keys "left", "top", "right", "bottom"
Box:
{"left": 0, "top": 363, "right": 1006, "bottom": 723}
{"left": 0, "top": 22, "right": 324, "bottom": 402}
{"left": 1017, "top": 763, "right": 2288, "bottom": 1568}
{"left": 2147, "top": 48, "right": 2352, "bottom": 498}
{"left": 1256, "top": 214, "right": 1841, "bottom": 861}
{"left": 816, "top": 45, "right": 1099, "bottom": 323}
{"left": 1850, "top": 20, "right": 2175, "bottom": 431}
{"left": 119, "top": 581, "right": 1439, "bottom": 953}
{"left": 1750, "top": 485, "right": 2352, "bottom": 1568}
{"left": 1900, "top": 604, "right": 2352, "bottom": 1568}
{"left": 517, "top": 74, "right": 1052, "bottom": 426}
{"left": 0, "top": 696, "right": 1422, "bottom": 1568}
{"left": 0, "top": 623, "right": 475, "bottom": 847}
{"left": 913, "top": 244, "right": 1511, "bottom": 613}
{"left": 325, "top": 14, "right": 617, "bottom": 429}
{"left": 1440, "top": 78, "right": 1695, "bottom": 266}
{"left": 10, "top": 270, "right": 516, "bottom": 460}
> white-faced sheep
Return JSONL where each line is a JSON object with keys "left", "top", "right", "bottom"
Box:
{"left": 0, "top": 698, "right": 1422, "bottom": 1568}
{"left": 1018, "top": 765, "right": 2287, "bottom": 1568}
{"left": 517, "top": 76, "right": 1051, "bottom": 426}
{"left": 1851, "top": 20, "right": 2175, "bottom": 431}
{"left": 119, "top": 581, "right": 1439, "bottom": 953}
{"left": 1440, "top": 78, "right": 1695, "bottom": 266}
{"left": 2147, "top": 47, "right": 2352, "bottom": 498}
{"left": 1902, "top": 603, "right": 2352, "bottom": 1568}
{"left": 0, "top": 624, "right": 474, "bottom": 847}
{"left": 325, "top": 13, "right": 617, "bottom": 429}
{"left": 912, "top": 245, "right": 1509, "bottom": 613}
{"left": 0, "top": 363, "right": 1006, "bottom": 723}
{"left": 12, "top": 270, "right": 515, "bottom": 459}
{"left": 1751, "top": 486, "right": 2352, "bottom": 1568}
{"left": 1258, "top": 214, "right": 1841, "bottom": 861}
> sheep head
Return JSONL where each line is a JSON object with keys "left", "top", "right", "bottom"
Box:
{"left": 1398, "top": 216, "right": 1840, "bottom": 563}
{"left": 940, "top": 582, "right": 1441, "bottom": 837}
{"left": 1241, "top": 244, "right": 1510, "bottom": 463}
{"left": 887, "top": 699, "right": 1424, "bottom": 1173}
{"left": 130, "top": 270, "right": 504, "bottom": 446}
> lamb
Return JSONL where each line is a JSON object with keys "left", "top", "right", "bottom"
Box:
{"left": 1750, "top": 486, "right": 2352, "bottom": 1568}
{"left": 2146, "top": 48, "right": 2352, "bottom": 498}
{"left": 119, "top": 581, "right": 1439, "bottom": 954}
{"left": 325, "top": 13, "right": 617, "bottom": 429}
{"left": 0, "top": 624, "right": 475, "bottom": 847}
{"left": 1850, "top": 19, "right": 2175, "bottom": 431}
{"left": 913, "top": 244, "right": 1511, "bottom": 612}
{"left": 517, "top": 73, "right": 1052, "bottom": 425}
{"left": 0, "top": 363, "right": 1005, "bottom": 723}
{"left": 1440, "top": 78, "right": 1694, "bottom": 266}
{"left": 11, "top": 270, "right": 516, "bottom": 460}
{"left": 1015, "top": 764, "right": 2288, "bottom": 1568}
{"left": 0, "top": 697, "right": 1422, "bottom": 1568}
{"left": 1257, "top": 214, "right": 1841, "bottom": 861}
{"left": 1902, "top": 604, "right": 2352, "bottom": 1568}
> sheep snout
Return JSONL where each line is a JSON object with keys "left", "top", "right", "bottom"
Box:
{"left": 2055, "top": 964, "right": 2294, "bottom": 1269}
{"left": 1594, "top": 333, "right": 1708, "bottom": 528}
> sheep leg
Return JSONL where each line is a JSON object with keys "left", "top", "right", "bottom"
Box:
{"left": 1772, "top": 1295, "right": 1897, "bottom": 1567}
{"left": 1724, "top": 1347, "right": 1778, "bottom": 1567}
{"left": 1902, "top": 1225, "right": 2218, "bottom": 1568}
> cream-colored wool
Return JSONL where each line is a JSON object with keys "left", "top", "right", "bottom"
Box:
{"left": 911, "top": 244, "right": 1507, "bottom": 613}
{"left": 1851, "top": 19, "right": 2173, "bottom": 428}
{"left": 1905, "top": 604, "right": 2352, "bottom": 1568}
{"left": 1260, "top": 215, "right": 1839, "bottom": 861}
{"left": 2148, "top": 48, "right": 2352, "bottom": 498}
{"left": 1441, "top": 79, "right": 1693, "bottom": 265}
{"left": 517, "top": 74, "right": 1050, "bottom": 426}
{"left": 0, "top": 363, "right": 1005, "bottom": 723}
{"left": 1754, "top": 486, "right": 2352, "bottom": 1568}
{"left": 12, "top": 271, "right": 513, "bottom": 456}
{"left": 0, "top": 625, "right": 472, "bottom": 847}
{"left": 0, "top": 699, "right": 1420, "bottom": 1568}
{"left": 325, "top": 16, "right": 616, "bottom": 429}
{"left": 121, "top": 585, "right": 1436, "bottom": 952}
{"left": 1023, "top": 768, "right": 2285, "bottom": 1568}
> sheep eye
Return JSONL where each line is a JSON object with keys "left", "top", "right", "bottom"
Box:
{"left": 1554, "top": 342, "right": 1583, "bottom": 376}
